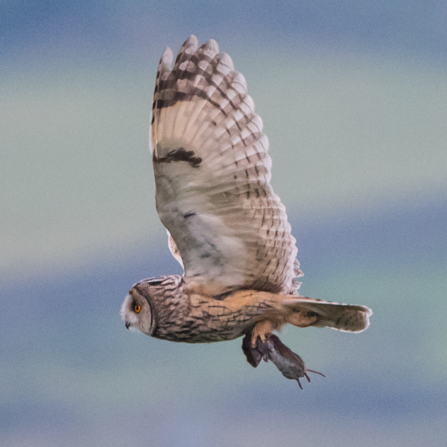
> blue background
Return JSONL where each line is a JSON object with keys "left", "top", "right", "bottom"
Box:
{"left": 1, "top": 1, "right": 447, "bottom": 446}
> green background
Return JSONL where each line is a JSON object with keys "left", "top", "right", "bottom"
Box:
{"left": 1, "top": 1, "right": 446, "bottom": 446}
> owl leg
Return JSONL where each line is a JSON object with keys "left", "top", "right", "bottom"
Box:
{"left": 287, "top": 310, "right": 320, "bottom": 327}
{"left": 250, "top": 319, "right": 274, "bottom": 347}
{"left": 255, "top": 334, "right": 325, "bottom": 389}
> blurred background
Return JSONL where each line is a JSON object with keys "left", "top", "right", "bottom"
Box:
{"left": 1, "top": 1, "right": 447, "bottom": 446}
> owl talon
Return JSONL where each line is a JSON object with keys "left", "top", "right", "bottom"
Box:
{"left": 251, "top": 320, "right": 274, "bottom": 347}
{"left": 255, "top": 334, "right": 325, "bottom": 388}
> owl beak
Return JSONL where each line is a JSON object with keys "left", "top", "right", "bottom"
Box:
{"left": 125, "top": 321, "right": 132, "bottom": 330}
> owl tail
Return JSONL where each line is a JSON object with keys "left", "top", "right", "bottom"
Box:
{"left": 282, "top": 296, "right": 372, "bottom": 333}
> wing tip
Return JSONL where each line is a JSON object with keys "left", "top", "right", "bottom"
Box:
{"left": 221, "top": 52, "right": 235, "bottom": 71}
{"left": 162, "top": 47, "right": 174, "bottom": 67}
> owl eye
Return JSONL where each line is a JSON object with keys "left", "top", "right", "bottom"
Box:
{"left": 134, "top": 304, "right": 141, "bottom": 313}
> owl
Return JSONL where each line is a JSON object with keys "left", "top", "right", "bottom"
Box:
{"left": 121, "top": 35, "right": 372, "bottom": 388}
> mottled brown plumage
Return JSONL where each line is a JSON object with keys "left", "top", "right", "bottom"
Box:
{"left": 120, "top": 35, "right": 372, "bottom": 386}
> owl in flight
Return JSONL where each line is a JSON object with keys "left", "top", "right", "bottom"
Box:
{"left": 121, "top": 35, "right": 372, "bottom": 387}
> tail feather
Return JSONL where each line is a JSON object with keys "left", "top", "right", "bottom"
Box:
{"left": 283, "top": 297, "right": 372, "bottom": 333}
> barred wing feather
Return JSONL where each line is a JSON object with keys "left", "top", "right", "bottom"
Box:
{"left": 151, "top": 36, "right": 301, "bottom": 297}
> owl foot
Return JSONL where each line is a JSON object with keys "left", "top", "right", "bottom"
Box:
{"left": 250, "top": 320, "right": 274, "bottom": 347}
{"left": 242, "top": 332, "right": 325, "bottom": 388}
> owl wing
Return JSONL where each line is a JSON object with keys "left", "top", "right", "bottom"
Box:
{"left": 151, "top": 36, "right": 301, "bottom": 298}
{"left": 167, "top": 230, "right": 183, "bottom": 268}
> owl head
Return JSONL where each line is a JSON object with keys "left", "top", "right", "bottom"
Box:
{"left": 120, "top": 276, "right": 176, "bottom": 335}
{"left": 120, "top": 288, "right": 154, "bottom": 336}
